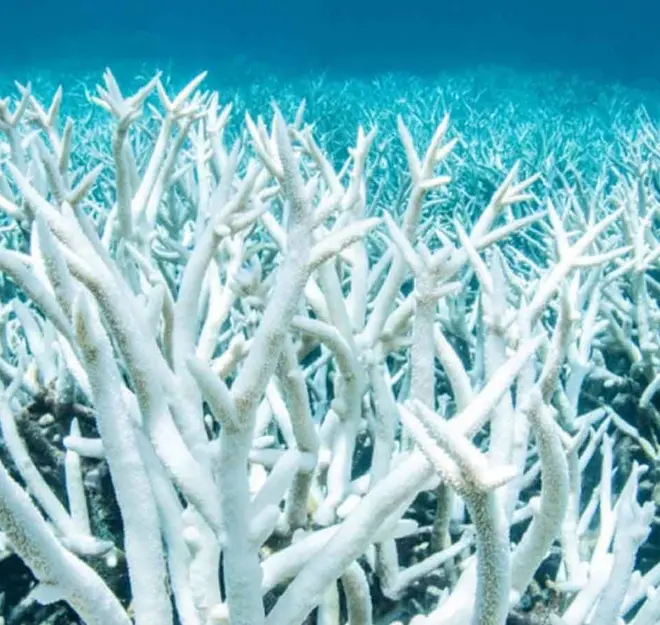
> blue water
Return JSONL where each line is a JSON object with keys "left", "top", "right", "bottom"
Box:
{"left": 1, "top": 0, "right": 659, "bottom": 85}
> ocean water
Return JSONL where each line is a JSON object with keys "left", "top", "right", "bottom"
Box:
{"left": 1, "top": 0, "right": 659, "bottom": 82}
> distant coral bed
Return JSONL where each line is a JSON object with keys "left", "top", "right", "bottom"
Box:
{"left": 2, "top": 59, "right": 659, "bottom": 185}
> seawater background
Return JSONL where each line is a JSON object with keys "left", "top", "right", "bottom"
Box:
{"left": 1, "top": 0, "right": 659, "bottom": 85}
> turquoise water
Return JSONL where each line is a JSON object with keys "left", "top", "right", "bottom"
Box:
{"left": 1, "top": 0, "right": 658, "bottom": 83}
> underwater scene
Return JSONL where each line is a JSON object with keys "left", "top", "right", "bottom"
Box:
{"left": 1, "top": 1, "right": 660, "bottom": 624}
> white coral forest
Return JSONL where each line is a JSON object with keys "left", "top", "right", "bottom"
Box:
{"left": 0, "top": 71, "right": 659, "bottom": 625}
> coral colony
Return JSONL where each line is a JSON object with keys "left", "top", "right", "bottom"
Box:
{"left": 1, "top": 70, "right": 660, "bottom": 625}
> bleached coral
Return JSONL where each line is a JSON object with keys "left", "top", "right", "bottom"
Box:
{"left": 0, "top": 70, "right": 659, "bottom": 625}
